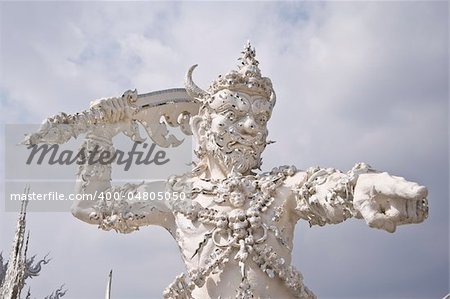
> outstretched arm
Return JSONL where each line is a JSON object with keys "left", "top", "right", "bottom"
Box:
{"left": 291, "top": 163, "right": 368, "bottom": 226}
{"left": 71, "top": 97, "right": 175, "bottom": 234}
{"left": 291, "top": 163, "right": 428, "bottom": 232}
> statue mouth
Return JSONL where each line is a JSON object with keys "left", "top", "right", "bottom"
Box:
{"left": 223, "top": 143, "right": 252, "bottom": 156}
{"left": 214, "top": 129, "right": 266, "bottom": 152}
{"left": 219, "top": 137, "right": 264, "bottom": 156}
{"left": 232, "top": 133, "right": 265, "bottom": 147}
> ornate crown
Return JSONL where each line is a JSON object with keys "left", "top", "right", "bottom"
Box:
{"left": 185, "top": 41, "right": 276, "bottom": 104}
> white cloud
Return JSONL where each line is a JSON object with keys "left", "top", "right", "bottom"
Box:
{"left": 0, "top": 1, "right": 447, "bottom": 298}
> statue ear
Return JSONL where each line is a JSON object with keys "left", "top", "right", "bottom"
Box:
{"left": 190, "top": 115, "right": 204, "bottom": 143}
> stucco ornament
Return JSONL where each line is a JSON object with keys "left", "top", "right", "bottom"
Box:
{"left": 27, "top": 42, "right": 428, "bottom": 298}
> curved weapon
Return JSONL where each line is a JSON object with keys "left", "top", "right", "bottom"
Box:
{"left": 21, "top": 88, "right": 200, "bottom": 148}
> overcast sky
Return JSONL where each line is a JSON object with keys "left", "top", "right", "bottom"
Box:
{"left": 0, "top": 2, "right": 448, "bottom": 299}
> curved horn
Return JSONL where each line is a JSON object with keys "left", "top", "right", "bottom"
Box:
{"left": 184, "top": 64, "right": 208, "bottom": 101}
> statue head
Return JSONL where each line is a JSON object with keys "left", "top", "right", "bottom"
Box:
{"left": 185, "top": 42, "right": 276, "bottom": 175}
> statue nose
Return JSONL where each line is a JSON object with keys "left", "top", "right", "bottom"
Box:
{"left": 238, "top": 116, "right": 258, "bottom": 136}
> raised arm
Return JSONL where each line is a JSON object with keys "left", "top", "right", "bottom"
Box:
{"left": 290, "top": 163, "right": 428, "bottom": 232}
{"left": 71, "top": 96, "right": 175, "bottom": 234}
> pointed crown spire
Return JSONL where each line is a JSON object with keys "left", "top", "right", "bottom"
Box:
{"left": 238, "top": 41, "right": 260, "bottom": 74}
{"left": 185, "top": 41, "right": 276, "bottom": 105}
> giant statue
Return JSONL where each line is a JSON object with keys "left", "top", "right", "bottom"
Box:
{"left": 25, "top": 43, "right": 428, "bottom": 298}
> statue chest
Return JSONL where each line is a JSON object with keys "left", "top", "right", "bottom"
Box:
{"left": 166, "top": 167, "right": 306, "bottom": 298}
{"left": 174, "top": 190, "right": 295, "bottom": 260}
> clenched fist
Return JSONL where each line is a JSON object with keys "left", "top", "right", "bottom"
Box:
{"left": 353, "top": 172, "right": 428, "bottom": 233}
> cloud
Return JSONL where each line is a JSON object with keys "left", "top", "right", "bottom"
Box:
{"left": 0, "top": 1, "right": 448, "bottom": 298}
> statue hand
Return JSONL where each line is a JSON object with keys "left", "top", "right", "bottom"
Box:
{"left": 88, "top": 92, "right": 135, "bottom": 139}
{"left": 353, "top": 173, "right": 428, "bottom": 233}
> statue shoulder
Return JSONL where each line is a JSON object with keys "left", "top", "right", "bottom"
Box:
{"left": 283, "top": 170, "right": 308, "bottom": 189}
{"left": 259, "top": 165, "right": 308, "bottom": 190}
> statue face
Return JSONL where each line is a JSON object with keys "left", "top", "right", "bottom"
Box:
{"left": 195, "top": 89, "right": 273, "bottom": 174}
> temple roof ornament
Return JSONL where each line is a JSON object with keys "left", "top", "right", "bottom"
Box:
{"left": 0, "top": 196, "right": 29, "bottom": 299}
{"left": 0, "top": 192, "right": 66, "bottom": 299}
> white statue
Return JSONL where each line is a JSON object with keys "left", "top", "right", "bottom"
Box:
{"left": 26, "top": 42, "right": 428, "bottom": 298}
